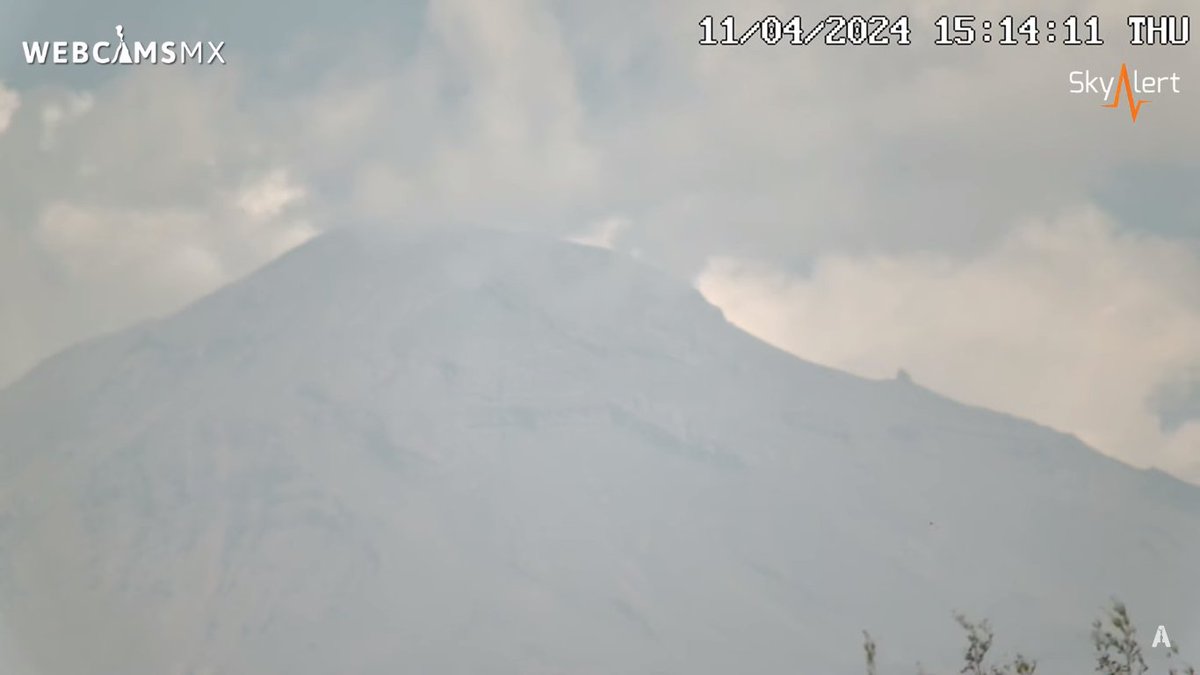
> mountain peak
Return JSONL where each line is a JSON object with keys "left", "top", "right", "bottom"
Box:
{"left": 0, "top": 226, "right": 1197, "bottom": 675}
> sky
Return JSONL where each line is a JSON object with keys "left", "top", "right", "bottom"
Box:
{"left": 0, "top": 0, "right": 1197, "bottom": 482}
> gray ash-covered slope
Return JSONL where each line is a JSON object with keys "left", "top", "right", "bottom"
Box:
{"left": 0, "top": 227, "right": 1197, "bottom": 675}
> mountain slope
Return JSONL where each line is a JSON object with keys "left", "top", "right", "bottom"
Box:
{"left": 0, "top": 226, "right": 1197, "bottom": 674}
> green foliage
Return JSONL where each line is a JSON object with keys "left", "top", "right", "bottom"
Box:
{"left": 1091, "top": 599, "right": 1196, "bottom": 675}
{"left": 952, "top": 614, "right": 1036, "bottom": 675}
{"left": 1092, "top": 600, "right": 1146, "bottom": 675}
{"left": 864, "top": 631, "right": 877, "bottom": 675}
{"left": 1165, "top": 635, "right": 1197, "bottom": 675}
{"left": 862, "top": 599, "right": 1188, "bottom": 675}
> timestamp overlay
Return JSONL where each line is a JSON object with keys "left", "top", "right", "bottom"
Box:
{"left": 698, "top": 13, "right": 1191, "bottom": 123}
{"left": 698, "top": 14, "right": 1190, "bottom": 47}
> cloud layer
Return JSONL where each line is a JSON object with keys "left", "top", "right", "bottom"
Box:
{"left": 0, "top": 70, "right": 314, "bottom": 384}
{"left": 698, "top": 208, "right": 1200, "bottom": 481}
{"left": 0, "top": 0, "right": 1196, "bottom": 480}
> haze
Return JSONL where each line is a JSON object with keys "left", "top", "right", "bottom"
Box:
{"left": 0, "top": 1, "right": 1198, "bottom": 673}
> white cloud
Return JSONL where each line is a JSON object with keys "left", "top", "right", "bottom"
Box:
{"left": 0, "top": 82, "right": 19, "bottom": 135}
{"left": 697, "top": 207, "right": 1200, "bottom": 482}
{"left": 33, "top": 199, "right": 315, "bottom": 321}
{"left": 40, "top": 91, "right": 94, "bottom": 149}
{"left": 0, "top": 68, "right": 319, "bottom": 386}
{"left": 567, "top": 216, "right": 629, "bottom": 250}
{"left": 235, "top": 169, "right": 306, "bottom": 220}
{"left": 282, "top": 0, "right": 602, "bottom": 230}
{"left": 0, "top": 0, "right": 1197, "bottom": 483}
{"left": 422, "top": 0, "right": 598, "bottom": 205}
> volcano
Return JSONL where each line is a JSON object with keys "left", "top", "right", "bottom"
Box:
{"left": 0, "top": 226, "right": 1197, "bottom": 674}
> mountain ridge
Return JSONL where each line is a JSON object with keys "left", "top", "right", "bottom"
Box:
{"left": 0, "top": 225, "right": 1129, "bottom": 459}
{"left": 0, "top": 225, "right": 1196, "bottom": 674}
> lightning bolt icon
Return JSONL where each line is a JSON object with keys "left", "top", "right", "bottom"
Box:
{"left": 1103, "top": 63, "right": 1150, "bottom": 123}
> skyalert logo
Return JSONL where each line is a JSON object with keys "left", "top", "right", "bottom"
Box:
{"left": 1068, "top": 63, "right": 1182, "bottom": 123}
{"left": 22, "top": 25, "right": 226, "bottom": 65}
